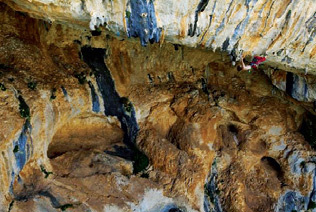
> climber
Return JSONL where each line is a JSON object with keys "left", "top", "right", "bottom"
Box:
{"left": 237, "top": 55, "right": 266, "bottom": 72}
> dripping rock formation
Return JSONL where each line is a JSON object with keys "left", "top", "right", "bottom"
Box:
{"left": 0, "top": 1, "right": 316, "bottom": 212}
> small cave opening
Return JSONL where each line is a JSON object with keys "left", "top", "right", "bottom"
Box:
{"left": 299, "top": 111, "right": 316, "bottom": 149}
{"left": 261, "top": 156, "right": 283, "bottom": 180}
{"left": 47, "top": 114, "right": 124, "bottom": 159}
{"left": 228, "top": 124, "right": 238, "bottom": 135}
{"left": 46, "top": 113, "right": 138, "bottom": 180}
{"left": 91, "top": 30, "right": 102, "bottom": 36}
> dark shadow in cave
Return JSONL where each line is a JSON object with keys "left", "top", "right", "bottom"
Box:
{"left": 286, "top": 72, "right": 294, "bottom": 96}
{"left": 299, "top": 111, "right": 316, "bottom": 149}
{"left": 261, "top": 156, "right": 284, "bottom": 181}
{"left": 104, "top": 145, "right": 134, "bottom": 161}
{"left": 228, "top": 124, "right": 238, "bottom": 135}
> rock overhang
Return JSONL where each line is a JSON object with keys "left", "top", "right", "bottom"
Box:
{"left": 2, "top": 0, "right": 316, "bottom": 75}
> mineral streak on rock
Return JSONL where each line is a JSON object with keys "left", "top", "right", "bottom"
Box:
{"left": 88, "top": 81, "right": 101, "bottom": 113}
{"left": 10, "top": 120, "right": 32, "bottom": 194}
{"left": 188, "top": 0, "right": 210, "bottom": 37}
{"left": 125, "top": 0, "right": 161, "bottom": 46}
{"left": 80, "top": 46, "right": 148, "bottom": 174}
{"left": 80, "top": 46, "right": 139, "bottom": 147}
{"left": 204, "top": 160, "right": 222, "bottom": 212}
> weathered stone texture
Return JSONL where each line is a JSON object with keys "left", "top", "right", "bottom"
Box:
{"left": 0, "top": 2, "right": 316, "bottom": 212}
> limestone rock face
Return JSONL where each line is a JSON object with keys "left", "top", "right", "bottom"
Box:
{"left": 264, "top": 68, "right": 316, "bottom": 102}
{"left": 2, "top": 0, "right": 316, "bottom": 76}
{"left": 1, "top": 2, "right": 316, "bottom": 212}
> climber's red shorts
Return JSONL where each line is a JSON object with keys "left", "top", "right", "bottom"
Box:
{"left": 251, "top": 56, "right": 266, "bottom": 69}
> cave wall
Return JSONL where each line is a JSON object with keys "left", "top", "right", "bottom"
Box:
{"left": 0, "top": 2, "right": 316, "bottom": 212}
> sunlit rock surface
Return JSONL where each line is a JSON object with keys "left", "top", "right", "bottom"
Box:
{"left": 2, "top": 0, "right": 316, "bottom": 75}
{"left": 1, "top": 1, "right": 316, "bottom": 212}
